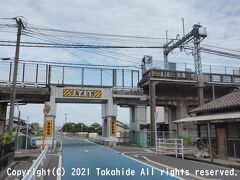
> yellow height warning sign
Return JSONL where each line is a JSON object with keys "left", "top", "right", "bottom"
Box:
{"left": 63, "top": 89, "right": 102, "bottom": 98}
{"left": 44, "top": 120, "right": 53, "bottom": 137}
{"left": 109, "top": 117, "right": 116, "bottom": 136}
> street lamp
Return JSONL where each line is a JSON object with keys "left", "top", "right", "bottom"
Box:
{"left": 81, "top": 124, "right": 83, "bottom": 132}
{"left": 64, "top": 114, "right": 67, "bottom": 133}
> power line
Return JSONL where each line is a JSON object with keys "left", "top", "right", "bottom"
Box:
{"left": 27, "top": 23, "right": 176, "bottom": 41}
{"left": 25, "top": 25, "right": 137, "bottom": 84}
{"left": 0, "top": 40, "right": 164, "bottom": 48}
{"left": 202, "top": 44, "right": 240, "bottom": 53}
{"left": 24, "top": 30, "right": 143, "bottom": 66}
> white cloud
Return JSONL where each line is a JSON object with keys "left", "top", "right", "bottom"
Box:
{"left": 1, "top": 0, "right": 240, "bottom": 127}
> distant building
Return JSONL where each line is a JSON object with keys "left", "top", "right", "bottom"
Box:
{"left": 116, "top": 120, "right": 129, "bottom": 133}
{"left": 5, "top": 117, "right": 34, "bottom": 135}
{"left": 175, "top": 88, "right": 240, "bottom": 159}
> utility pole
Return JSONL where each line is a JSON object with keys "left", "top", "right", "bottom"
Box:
{"left": 25, "top": 116, "right": 29, "bottom": 150}
{"left": 8, "top": 17, "right": 24, "bottom": 133}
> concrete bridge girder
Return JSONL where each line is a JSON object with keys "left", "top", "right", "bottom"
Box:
{"left": 45, "top": 86, "right": 120, "bottom": 139}
{"left": 139, "top": 72, "right": 239, "bottom": 146}
{"left": 0, "top": 84, "right": 146, "bottom": 139}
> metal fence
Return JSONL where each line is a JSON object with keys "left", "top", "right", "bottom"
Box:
{"left": 149, "top": 60, "right": 240, "bottom": 75}
{"left": 144, "top": 69, "right": 240, "bottom": 84}
{"left": 1, "top": 60, "right": 240, "bottom": 88}
{"left": 0, "top": 61, "right": 140, "bottom": 88}
{"left": 156, "top": 138, "right": 184, "bottom": 159}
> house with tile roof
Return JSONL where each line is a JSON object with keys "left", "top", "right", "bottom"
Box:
{"left": 175, "top": 88, "right": 240, "bottom": 160}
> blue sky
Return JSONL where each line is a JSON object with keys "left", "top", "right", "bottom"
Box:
{"left": 0, "top": 0, "right": 240, "bottom": 126}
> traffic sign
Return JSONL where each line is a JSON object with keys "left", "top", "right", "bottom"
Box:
{"left": 109, "top": 117, "right": 116, "bottom": 136}
{"left": 44, "top": 119, "right": 52, "bottom": 137}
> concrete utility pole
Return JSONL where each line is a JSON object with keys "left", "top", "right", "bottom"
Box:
{"left": 8, "top": 17, "right": 24, "bottom": 133}
{"left": 25, "top": 116, "right": 29, "bottom": 150}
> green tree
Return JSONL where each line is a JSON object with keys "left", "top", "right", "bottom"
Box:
{"left": 32, "top": 122, "right": 42, "bottom": 136}
{"left": 90, "top": 123, "right": 102, "bottom": 133}
{"left": 62, "top": 122, "right": 76, "bottom": 132}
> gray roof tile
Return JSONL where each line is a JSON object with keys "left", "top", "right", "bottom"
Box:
{"left": 191, "top": 89, "right": 240, "bottom": 113}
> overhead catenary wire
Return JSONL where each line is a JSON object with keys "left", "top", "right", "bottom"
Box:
{"left": 22, "top": 29, "right": 146, "bottom": 66}
{"left": 22, "top": 29, "right": 143, "bottom": 66}
{"left": 25, "top": 24, "right": 138, "bottom": 84}
{"left": 1, "top": 18, "right": 240, "bottom": 69}
{"left": 27, "top": 24, "right": 176, "bottom": 41}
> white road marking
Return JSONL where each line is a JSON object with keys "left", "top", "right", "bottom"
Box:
{"left": 121, "top": 153, "right": 185, "bottom": 180}
{"left": 85, "top": 139, "right": 183, "bottom": 180}
{"left": 144, "top": 149, "right": 155, "bottom": 153}
{"left": 141, "top": 155, "right": 205, "bottom": 180}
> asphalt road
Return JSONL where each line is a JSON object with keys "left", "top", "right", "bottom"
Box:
{"left": 61, "top": 137, "right": 178, "bottom": 180}
{"left": 111, "top": 145, "right": 240, "bottom": 180}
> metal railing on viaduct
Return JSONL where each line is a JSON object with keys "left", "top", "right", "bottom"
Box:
{"left": 0, "top": 61, "right": 240, "bottom": 88}
{"left": 0, "top": 61, "right": 140, "bottom": 88}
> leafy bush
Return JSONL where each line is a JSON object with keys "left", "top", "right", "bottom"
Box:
{"left": 179, "top": 135, "right": 193, "bottom": 146}
{"left": 0, "top": 133, "right": 13, "bottom": 145}
{"left": 0, "top": 133, "right": 15, "bottom": 157}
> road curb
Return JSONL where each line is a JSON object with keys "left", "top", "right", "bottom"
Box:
{"left": 184, "top": 156, "right": 240, "bottom": 170}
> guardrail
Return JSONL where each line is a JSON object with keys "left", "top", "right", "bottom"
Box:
{"left": 156, "top": 138, "right": 184, "bottom": 159}
{"left": 22, "top": 146, "right": 48, "bottom": 180}
{"left": 94, "top": 136, "right": 118, "bottom": 146}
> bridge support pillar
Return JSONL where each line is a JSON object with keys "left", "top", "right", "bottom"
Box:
{"left": 149, "top": 81, "right": 156, "bottom": 146}
{"left": 101, "top": 99, "right": 117, "bottom": 137}
{"left": 0, "top": 103, "right": 7, "bottom": 133}
{"left": 175, "top": 102, "right": 189, "bottom": 132}
{"left": 129, "top": 106, "right": 147, "bottom": 131}
{"left": 129, "top": 105, "right": 147, "bottom": 146}
{"left": 176, "top": 102, "right": 188, "bottom": 120}
{"left": 168, "top": 102, "right": 197, "bottom": 136}
{"left": 197, "top": 75, "right": 205, "bottom": 106}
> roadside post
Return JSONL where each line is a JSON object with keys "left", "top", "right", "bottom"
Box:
{"left": 43, "top": 103, "right": 50, "bottom": 150}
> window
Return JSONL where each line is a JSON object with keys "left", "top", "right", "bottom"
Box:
{"left": 200, "top": 125, "right": 208, "bottom": 138}
{"left": 210, "top": 124, "right": 216, "bottom": 138}
{"left": 227, "top": 123, "right": 239, "bottom": 139}
{"left": 199, "top": 124, "right": 216, "bottom": 138}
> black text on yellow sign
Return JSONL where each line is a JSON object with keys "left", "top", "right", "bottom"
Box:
{"left": 109, "top": 117, "right": 116, "bottom": 136}
{"left": 44, "top": 120, "right": 52, "bottom": 137}
{"left": 63, "top": 89, "right": 102, "bottom": 98}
